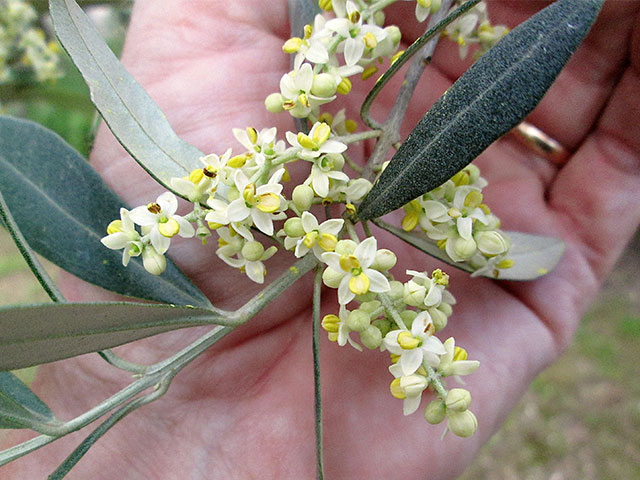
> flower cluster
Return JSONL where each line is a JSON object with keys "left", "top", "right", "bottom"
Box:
{"left": 100, "top": 0, "right": 508, "bottom": 436}
{"left": 401, "top": 163, "right": 514, "bottom": 278}
{"left": 444, "top": 1, "right": 509, "bottom": 58}
{"left": 0, "top": 0, "right": 62, "bottom": 85}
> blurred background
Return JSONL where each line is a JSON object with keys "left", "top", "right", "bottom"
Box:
{"left": 1, "top": 3, "right": 639, "bottom": 479}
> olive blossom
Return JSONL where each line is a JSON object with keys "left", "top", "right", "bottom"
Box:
{"left": 100, "top": 208, "right": 143, "bottom": 266}
{"left": 128, "top": 192, "right": 194, "bottom": 255}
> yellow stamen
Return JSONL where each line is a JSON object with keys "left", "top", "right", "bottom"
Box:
{"left": 362, "top": 32, "right": 378, "bottom": 49}
{"left": 147, "top": 202, "right": 161, "bottom": 214}
{"left": 319, "top": 0, "right": 333, "bottom": 12}
{"left": 256, "top": 193, "right": 281, "bottom": 213}
{"left": 464, "top": 191, "right": 483, "bottom": 209}
{"left": 303, "top": 231, "right": 319, "bottom": 249}
{"left": 228, "top": 154, "right": 248, "bottom": 168}
{"left": 361, "top": 66, "right": 378, "bottom": 80}
{"left": 390, "top": 353, "right": 400, "bottom": 364}
{"left": 203, "top": 165, "right": 218, "bottom": 178}
{"left": 453, "top": 346, "right": 468, "bottom": 362}
{"left": 298, "top": 93, "right": 310, "bottom": 108}
{"left": 321, "top": 314, "right": 340, "bottom": 333}
{"left": 402, "top": 212, "right": 419, "bottom": 232}
{"left": 390, "top": 378, "right": 406, "bottom": 399}
{"left": 246, "top": 127, "right": 258, "bottom": 144}
{"left": 451, "top": 170, "right": 470, "bottom": 186}
{"left": 318, "top": 112, "right": 334, "bottom": 125}
{"left": 397, "top": 331, "right": 420, "bottom": 350}
{"left": 431, "top": 269, "right": 449, "bottom": 286}
{"left": 243, "top": 183, "right": 257, "bottom": 204}
{"left": 318, "top": 233, "right": 338, "bottom": 252}
{"left": 208, "top": 221, "right": 223, "bottom": 230}
{"left": 337, "top": 77, "right": 352, "bottom": 95}
{"left": 312, "top": 122, "right": 332, "bottom": 146}
{"left": 282, "top": 37, "right": 303, "bottom": 54}
{"left": 158, "top": 218, "right": 180, "bottom": 238}
{"left": 303, "top": 24, "right": 313, "bottom": 39}
{"left": 345, "top": 119, "right": 357, "bottom": 133}
{"left": 188, "top": 168, "right": 205, "bottom": 184}
{"left": 297, "top": 132, "right": 318, "bottom": 150}
{"left": 106, "top": 220, "right": 123, "bottom": 235}
{"left": 349, "top": 273, "right": 370, "bottom": 296}
{"left": 339, "top": 254, "right": 360, "bottom": 271}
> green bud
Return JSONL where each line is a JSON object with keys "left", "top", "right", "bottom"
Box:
{"left": 322, "top": 267, "right": 343, "bottom": 288}
{"left": 284, "top": 217, "right": 305, "bottom": 237}
{"left": 387, "top": 280, "right": 404, "bottom": 300}
{"left": 311, "top": 73, "right": 337, "bottom": 97}
{"left": 424, "top": 399, "right": 447, "bottom": 424}
{"left": 447, "top": 410, "right": 478, "bottom": 438}
{"left": 265, "top": 92, "right": 284, "bottom": 113}
{"left": 439, "top": 302, "right": 453, "bottom": 317}
{"left": 372, "top": 318, "right": 392, "bottom": 338}
{"left": 445, "top": 388, "right": 471, "bottom": 413}
{"left": 451, "top": 236, "right": 477, "bottom": 261}
{"left": 359, "top": 300, "right": 381, "bottom": 314}
{"left": 142, "top": 247, "right": 166, "bottom": 276}
{"left": 241, "top": 241, "right": 265, "bottom": 262}
{"left": 356, "top": 291, "right": 376, "bottom": 303}
{"left": 400, "top": 309, "right": 418, "bottom": 329}
{"left": 346, "top": 309, "right": 370, "bottom": 332}
{"left": 465, "top": 164, "right": 480, "bottom": 183}
{"left": 335, "top": 239, "right": 357, "bottom": 255}
{"left": 360, "top": 325, "right": 382, "bottom": 349}
{"left": 475, "top": 231, "right": 510, "bottom": 256}
{"left": 292, "top": 184, "right": 314, "bottom": 212}
{"left": 403, "top": 281, "right": 426, "bottom": 307}
{"left": 384, "top": 25, "right": 401, "bottom": 46}
{"left": 430, "top": 307, "right": 448, "bottom": 332}
{"left": 371, "top": 249, "right": 397, "bottom": 271}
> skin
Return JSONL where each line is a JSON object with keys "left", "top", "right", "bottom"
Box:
{"left": 3, "top": 0, "right": 640, "bottom": 478}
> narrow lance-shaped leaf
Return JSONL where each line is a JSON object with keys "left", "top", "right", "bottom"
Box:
{"left": 0, "top": 115, "right": 212, "bottom": 308}
{"left": 49, "top": 0, "right": 204, "bottom": 190}
{"left": 0, "top": 372, "right": 60, "bottom": 432}
{"left": 374, "top": 219, "right": 565, "bottom": 280}
{"left": 0, "top": 302, "right": 227, "bottom": 371}
{"left": 357, "top": 0, "right": 604, "bottom": 221}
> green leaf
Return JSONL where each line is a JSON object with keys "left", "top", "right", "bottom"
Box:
{"left": 374, "top": 219, "right": 565, "bottom": 280}
{"left": 357, "top": 0, "right": 604, "bottom": 221}
{"left": 0, "top": 115, "right": 212, "bottom": 308}
{"left": 49, "top": 0, "right": 204, "bottom": 189}
{"left": 0, "top": 371, "right": 59, "bottom": 431}
{"left": 0, "top": 302, "right": 226, "bottom": 370}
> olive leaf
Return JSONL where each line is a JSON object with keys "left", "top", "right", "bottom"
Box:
{"left": 0, "top": 302, "right": 226, "bottom": 371}
{"left": 357, "top": 0, "right": 604, "bottom": 221}
{"left": 0, "top": 372, "right": 60, "bottom": 432}
{"left": 0, "top": 115, "right": 212, "bottom": 307}
{"left": 374, "top": 219, "right": 565, "bottom": 280}
{"left": 49, "top": 0, "right": 204, "bottom": 190}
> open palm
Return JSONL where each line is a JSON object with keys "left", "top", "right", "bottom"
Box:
{"left": 4, "top": 1, "right": 640, "bottom": 478}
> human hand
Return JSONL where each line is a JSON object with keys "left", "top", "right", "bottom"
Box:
{"left": 4, "top": 1, "right": 640, "bottom": 478}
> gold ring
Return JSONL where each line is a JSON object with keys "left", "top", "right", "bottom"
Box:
{"left": 511, "top": 122, "right": 571, "bottom": 166}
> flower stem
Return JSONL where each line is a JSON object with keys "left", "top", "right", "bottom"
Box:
{"left": 312, "top": 267, "right": 325, "bottom": 480}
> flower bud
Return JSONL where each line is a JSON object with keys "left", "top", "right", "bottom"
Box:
{"left": 450, "top": 236, "right": 477, "bottom": 261}
{"left": 372, "top": 318, "right": 391, "bottom": 338}
{"left": 360, "top": 324, "right": 383, "bottom": 349}
{"left": 371, "top": 249, "right": 397, "bottom": 271}
{"left": 447, "top": 410, "right": 478, "bottom": 438}
{"left": 475, "top": 231, "right": 510, "bottom": 256}
{"left": 385, "top": 25, "right": 401, "bottom": 46}
{"left": 346, "top": 309, "right": 370, "bottom": 332}
{"left": 265, "top": 92, "right": 284, "bottom": 113}
{"left": 401, "top": 374, "right": 428, "bottom": 397}
{"left": 400, "top": 309, "right": 418, "bottom": 329}
{"left": 242, "top": 241, "right": 265, "bottom": 262}
{"left": 429, "top": 307, "right": 448, "bottom": 332}
{"left": 335, "top": 239, "right": 357, "bottom": 255}
{"left": 311, "top": 73, "right": 337, "bottom": 97}
{"left": 359, "top": 300, "right": 381, "bottom": 314}
{"left": 284, "top": 217, "right": 305, "bottom": 237}
{"left": 387, "top": 280, "right": 404, "bottom": 300}
{"left": 292, "top": 184, "right": 314, "bottom": 212}
{"left": 424, "top": 399, "right": 447, "bottom": 424}
{"left": 445, "top": 388, "right": 471, "bottom": 413}
{"left": 142, "top": 247, "right": 166, "bottom": 276}
{"left": 322, "top": 267, "right": 343, "bottom": 288}
{"left": 373, "top": 10, "right": 385, "bottom": 26}
{"left": 404, "top": 280, "right": 426, "bottom": 307}
{"left": 356, "top": 291, "right": 376, "bottom": 302}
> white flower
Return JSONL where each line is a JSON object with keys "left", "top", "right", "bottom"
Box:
{"left": 290, "top": 211, "right": 344, "bottom": 260}
{"left": 383, "top": 311, "right": 446, "bottom": 376}
{"left": 232, "top": 127, "right": 284, "bottom": 169}
{"left": 129, "top": 192, "right": 194, "bottom": 254}
{"left": 100, "top": 208, "right": 143, "bottom": 266}
{"left": 286, "top": 121, "right": 347, "bottom": 161}
{"left": 337, "top": 305, "right": 363, "bottom": 350}
{"left": 219, "top": 245, "right": 277, "bottom": 284}
{"left": 437, "top": 337, "right": 480, "bottom": 377}
{"left": 405, "top": 270, "right": 445, "bottom": 307}
{"left": 226, "top": 169, "right": 286, "bottom": 236}
{"left": 306, "top": 155, "right": 350, "bottom": 198}
{"left": 321, "top": 236, "right": 391, "bottom": 305}
{"left": 279, "top": 61, "right": 335, "bottom": 118}
{"left": 390, "top": 370, "right": 430, "bottom": 416}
